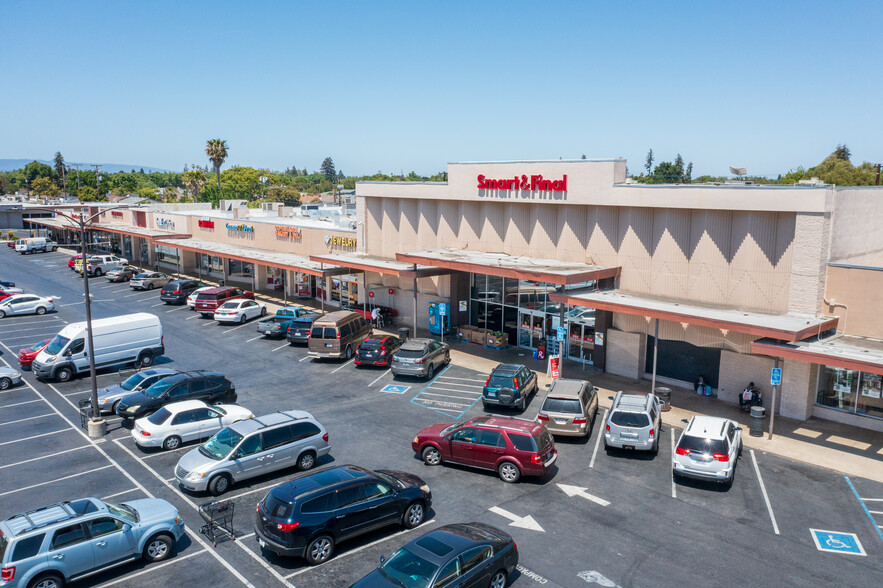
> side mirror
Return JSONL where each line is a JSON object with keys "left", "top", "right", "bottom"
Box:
{"left": 231, "top": 452, "right": 241, "bottom": 460}
{"left": 379, "top": 555, "right": 386, "bottom": 565}
{"left": 122, "top": 523, "right": 132, "bottom": 532}
{"left": 736, "top": 426, "right": 743, "bottom": 432}
{"left": 608, "top": 395, "right": 614, "bottom": 401}
{"left": 63, "top": 350, "right": 72, "bottom": 357}
{"left": 544, "top": 384, "right": 551, "bottom": 389}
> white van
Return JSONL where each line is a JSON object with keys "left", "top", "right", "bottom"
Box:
{"left": 32, "top": 313, "right": 165, "bottom": 382}
{"left": 15, "top": 237, "right": 57, "bottom": 254}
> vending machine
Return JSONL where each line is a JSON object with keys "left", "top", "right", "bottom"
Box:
{"left": 428, "top": 302, "right": 450, "bottom": 335}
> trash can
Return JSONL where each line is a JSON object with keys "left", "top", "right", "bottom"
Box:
{"left": 749, "top": 405, "right": 766, "bottom": 437}
{"left": 398, "top": 327, "right": 410, "bottom": 340}
{"left": 655, "top": 387, "right": 672, "bottom": 412}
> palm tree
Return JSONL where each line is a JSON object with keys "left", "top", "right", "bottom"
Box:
{"left": 205, "top": 139, "right": 229, "bottom": 188}
{"left": 182, "top": 166, "right": 207, "bottom": 202}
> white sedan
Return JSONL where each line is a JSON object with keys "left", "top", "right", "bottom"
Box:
{"left": 187, "top": 286, "right": 215, "bottom": 309}
{"left": 0, "top": 294, "right": 55, "bottom": 318}
{"left": 213, "top": 299, "right": 267, "bottom": 324}
{"left": 132, "top": 400, "right": 254, "bottom": 450}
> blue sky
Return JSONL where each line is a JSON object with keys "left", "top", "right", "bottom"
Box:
{"left": 2, "top": 1, "right": 881, "bottom": 177}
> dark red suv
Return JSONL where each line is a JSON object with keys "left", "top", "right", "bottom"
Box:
{"left": 194, "top": 286, "right": 254, "bottom": 316}
{"left": 412, "top": 415, "right": 557, "bottom": 483}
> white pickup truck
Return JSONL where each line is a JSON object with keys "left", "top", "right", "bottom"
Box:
{"left": 84, "top": 254, "right": 129, "bottom": 277}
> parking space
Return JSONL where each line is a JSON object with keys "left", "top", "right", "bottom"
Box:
{"left": 409, "top": 365, "right": 488, "bottom": 419}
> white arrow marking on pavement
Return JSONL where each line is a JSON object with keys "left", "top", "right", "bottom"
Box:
{"left": 557, "top": 484, "right": 610, "bottom": 506}
{"left": 488, "top": 506, "right": 545, "bottom": 532}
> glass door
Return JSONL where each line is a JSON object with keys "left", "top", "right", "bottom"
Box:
{"left": 567, "top": 320, "right": 595, "bottom": 365}
{"left": 518, "top": 310, "right": 545, "bottom": 349}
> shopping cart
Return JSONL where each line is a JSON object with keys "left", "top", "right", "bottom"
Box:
{"left": 198, "top": 500, "right": 235, "bottom": 547}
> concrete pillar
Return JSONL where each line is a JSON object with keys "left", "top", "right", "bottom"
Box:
{"left": 605, "top": 329, "right": 646, "bottom": 380}
{"left": 778, "top": 359, "right": 817, "bottom": 420}
{"left": 789, "top": 212, "right": 831, "bottom": 315}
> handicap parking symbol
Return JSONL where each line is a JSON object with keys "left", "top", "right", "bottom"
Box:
{"left": 380, "top": 384, "right": 410, "bottom": 394}
{"left": 810, "top": 529, "right": 866, "bottom": 556}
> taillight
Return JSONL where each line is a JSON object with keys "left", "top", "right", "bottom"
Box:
{"left": 380, "top": 345, "right": 386, "bottom": 350}
{"left": 713, "top": 453, "right": 730, "bottom": 462}
{"left": 48, "top": 299, "right": 53, "bottom": 303}
{"left": 256, "top": 503, "right": 260, "bottom": 512}
{"left": 1, "top": 567, "right": 14, "bottom": 582}
{"left": 513, "top": 378, "right": 519, "bottom": 390}
{"left": 530, "top": 454, "right": 543, "bottom": 464}
{"left": 675, "top": 447, "right": 690, "bottom": 456}
{"left": 649, "top": 428, "right": 655, "bottom": 438}
{"left": 161, "top": 335, "right": 164, "bottom": 347}
{"left": 277, "top": 522, "right": 299, "bottom": 532}
{"left": 141, "top": 430, "right": 151, "bottom": 436}
{"left": 485, "top": 377, "right": 490, "bottom": 386}
{"left": 173, "top": 290, "right": 181, "bottom": 294}
{"left": 415, "top": 358, "right": 424, "bottom": 364}
{"left": 336, "top": 331, "right": 341, "bottom": 340}
{"left": 322, "top": 432, "right": 329, "bottom": 442}
{"left": 605, "top": 424, "right": 610, "bottom": 431}
{"left": 573, "top": 417, "right": 587, "bottom": 424}
{"left": 537, "top": 413, "right": 549, "bottom": 421}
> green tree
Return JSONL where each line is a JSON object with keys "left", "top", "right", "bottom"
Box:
{"left": 23, "top": 161, "right": 55, "bottom": 184}
{"left": 182, "top": 167, "right": 207, "bottom": 202}
{"left": 205, "top": 139, "right": 229, "bottom": 188}
{"left": 77, "top": 186, "right": 99, "bottom": 201}
{"left": 53, "top": 151, "right": 65, "bottom": 188}
{"left": 31, "top": 177, "right": 59, "bottom": 197}
{"left": 644, "top": 149, "right": 654, "bottom": 175}
{"left": 320, "top": 157, "right": 336, "bottom": 182}
{"left": 833, "top": 144, "right": 851, "bottom": 161}
{"left": 137, "top": 187, "right": 158, "bottom": 200}
{"left": 802, "top": 146, "right": 877, "bottom": 186}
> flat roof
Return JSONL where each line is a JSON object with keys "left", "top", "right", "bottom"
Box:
{"left": 549, "top": 289, "right": 838, "bottom": 341}
{"left": 395, "top": 249, "right": 620, "bottom": 286}
{"left": 162, "top": 238, "right": 348, "bottom": 277}
{"left": 309, "top": 253, "right": 450, "bottom": 278}
{"left": 25, "top": 217, "right": 190, "bottom": 239}
{"left": 752, "top": 335, "right": 883, "bottom": 376}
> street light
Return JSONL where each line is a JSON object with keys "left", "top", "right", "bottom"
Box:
{"left": 260, "top": 175, "right": 267, "bottom": 201}
{"left": 337, "top": 184, "right": 344, "bottom": 206}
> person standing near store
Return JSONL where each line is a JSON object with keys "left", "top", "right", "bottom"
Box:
{"left": 371, "top": 306, "right": 381, "bottom": 328}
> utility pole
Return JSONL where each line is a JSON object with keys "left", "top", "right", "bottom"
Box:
{"left": 92, "top": 165, "right": 101, "bottom": 197}
{"left": 876, "top": 163, "right": 881, "bottom": 186}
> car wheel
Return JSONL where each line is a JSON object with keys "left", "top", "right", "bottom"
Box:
{"left": 0, "top": 310, "right": 6, "bottom": 318}
{"left": 147, "top": 283, "right": 154, "bottom": 290}
{"left": 125, "top": 275, "right": 130, "bottom": 282}
{"left": 297, "top": 450, "right": 317, "bottom": 471}
{"left": 518, "top": 395, "right": 526, "bottom": 411}
{"left": 260, "top": 306, "right": 267, "bottom": 316}
{"left": 345, "top": 345, "right": 353, "bottom": 360}
{"left": 143, "top": 533, "right": 174, "bottom": 562}
{"left": 208, "top": 474, "right": 231, "bottom": 496}
{"left": 55, "top": 366, "right": 73, "bottom": 383}
{"left": 0, "top": 378, "right": 11, "bottom": 390}
{"left": 498, "top": 461, "right": 521, "bottom": 483}
{"left": 35, "top": 306, "right": 47, "bottom": 315}
{"left": 138, "top": 351, "right": 154, "bottom": 367}
{"left": 240, "top": 314, "right": 247, "bottom": 324}
{"left": 111, "top": 400, "right": 120, "bottom": 415}
{"left": 738, "top": 441, "right": 743, "bottom": 457}
{"left": 403, "top": 501, "right": 425, "bottom": 529}
{"left": 422, "top": 446, "right": 442, "bottom": 466}
{"left": 425, "top": 363, "right": 434, "bottom": 380}
{"left": 94, "top": 268, "right": 103, "bottom": 276}
{"left": 28, "top": 572, "right": 65, "bottom": 588}
{"left": 163, "top": 436, "right": 182, "bottom": 450}
{"left": 490, "top": 570, "right": 508, "bottom": 588}
{"left": 305, "top": 535, "right": 334, "bottom": 565}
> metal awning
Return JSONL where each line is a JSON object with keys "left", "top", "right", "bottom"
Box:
{"left": 752, "top": 335, "right": 883, "bottom": 375}
{"left": 26, "top": 218, "right": 190, "bottom": 240}
{"left": 550, "top": 289, "right": 838, "bottom": 342}
{"left": 164, "top": 238, "right": 348, "bottom": 277}
{"left": 395, "top": 248, "right": 620, "bottom": 285}
{"left": 24, "top": 217, "right": 80, "bottom": 230}
{"left": 309, "top": 253, "right": 450, "bottom": 278}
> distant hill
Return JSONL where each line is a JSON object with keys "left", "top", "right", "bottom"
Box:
{"left": 0, "top": 159, "right": 170, "bottom": 174}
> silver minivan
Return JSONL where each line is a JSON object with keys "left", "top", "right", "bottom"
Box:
{"left": 603, "top": 391, "right": 663, "bottom": 453}
{"left": 175, "top": 410, "right": 331, "bottom": 496}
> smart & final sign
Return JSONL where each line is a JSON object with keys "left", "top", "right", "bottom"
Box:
{"left": 225, "top": 223, "right": 254, "bottom": 233}
{"left": 477, "top": 174, "right": 567, "bottom": 194}
{"left": 275, "top": 225, "right": 302, "bottom": 238}
{"left": 198, "top": 219, "right": 215, "bottom": 229}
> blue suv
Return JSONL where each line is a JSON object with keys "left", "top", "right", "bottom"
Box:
{"left": 0, "top": 497, "right": 184, "bottom": 588}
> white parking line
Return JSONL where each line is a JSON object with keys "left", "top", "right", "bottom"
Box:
{"left": 671, "top": 427, "right": 677, "bottom": 498}
{"left": 58, "top": 302, "right": 84, "bottom": 307}
{"left": 590, "top": 409, "right": 607, "bottom": 469}
{"left": 0, "top": 413, "right": 54, "bottom": 426}
{"left": 437, "top": 375, "right": 488, "bottom": 382}
{"left": 418, "top": 393, "right": 473, "bottom": 405}
{"left": 0, "top": 429, "right": 69, "bottom": 445}
{"left": 422, "top": 387, "right": 481, "bottom": 399}
{"left": 123, "top": 291, "right": 152, "bottom": 297}
{"left": 369, "top": 369, "right": 392, "bottom": 387}
{"left": 1, "top": 333, "right": 59, "bottom": 342}
{"left": 0, "top": 399, "right": 41, "bottom": 408}
{"left": 150, "top": 302, "right": 165, "bottom": 307}
{"left": 299, "top": 355, "right": 311, "bottom": 362}
{"left": 0, "top": 325, "right": 60, "bottom": 334}
{"left": 224, "top": 485, "right": 276, "bottom": 502}
{"left": 223, "top": 321, "right": 253, "bottom": 332}
{"left": 101, "top": 488, "right": 142, "bottom": 500}
{"left": 0, "top": 318, "right": 62, "bottom": 327}
{"left": 238, "top": 532, "right": 255, "bottom": 540}
{"left": 138, "top": 446, "right": 191, "bottom": 459}
{"left": 331, "top": 359, "right": 355, "bottom": 374}
{"left": 166, "top": 306, "right": 188, "bottom": 312}
{"left": 0, "top": 445, "right": 91, "bottom": 470}
{"left": 202, "top": 320, "right": 216, "bottom": 327}
{"left": 92, "top": 549, "right": 210, "bottom": 588}
{"left": 246, "top": 335, "right": 263, "bottom": 342}
{"left": 272, "top": 343, "right": 289, "bottom": 352}
{"left": 186, "top": 315, "right": 200, "bottom": 320}
{"left": 0, "top": 465, "right": 112, "bottom": 497}
{"left": 434, "top": 380, "right": 484, "bottom": 388}
{"left": 63, "top": 389, "right": 92, "bottom": 396}
{"left": 750, "top": 450, "right": 780, "bottom": 535}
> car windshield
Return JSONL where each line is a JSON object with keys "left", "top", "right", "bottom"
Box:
{"left": 219, "top": 301, "right": 239, "bottom": 309}
{"left": 487, "top": 375, "right": 514, "bottom": 389}
{"left": 105, "top": 501, "right": 139, "bottom": 523}
{"left": 379, "top": 547, "right": 439, "bottom": 588}
{"left": 373, "top": 470, "right": 405, "bottom": 489}
{"left": 121, "top": 372, "right": 149, "bottom": 392}
{"left": 142, "top": 379, "right": 175, "bottom": 398}
{"left": 29, "top": 340, "right": 47, "bottom": 352}
{"left": 147, "top": 407, "right": 172, "bottom": 425}
{"left": 542, "top": 397, "right": 583, "bottom": 414}
{"left": 200, "top": 427, "right": 243, "bottom": 460}
{"left": 109, "top": 267, "right": 125, "bottom": 272}
{"left": 440, "top": 422, "right": 461, "bottom": 436}
{"left": 610, "top": 411, "right": 651, "bottom": 428}
{"left": 46, "top": 334, "right": 71, "bottom": 355}
{"left": 679, "top": 435, "right": 728, "bottom": 455}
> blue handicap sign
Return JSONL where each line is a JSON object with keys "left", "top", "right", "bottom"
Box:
{"left": 439, "top": 303, "right": 447, "bottom": 316}
{"left": 557, "top": 326, "right": 565, "bottom": 341}
{"left": 810, "top": 529, "right": 866, "bottom": 556}
{"left": 770, "top": 367, "right": 782, "bottom": 386}
{"left": 380, "top": 384, "right": 410, "bottom": 395}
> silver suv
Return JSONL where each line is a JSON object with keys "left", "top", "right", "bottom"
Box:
{"left": 175, "top": 410, "right": 331, "bottom": 496}
{"left": 603, "top": 391, "right": 663, "bottom": 453}
{"left": 390, "top": 338, "right": 450, "bottom": 380}
{"left": 673, "top": 416, "right": 742, "bottom": 487}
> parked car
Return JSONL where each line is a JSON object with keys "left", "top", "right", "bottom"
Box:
{"left": 0, "top": 288, "right": 24, "bottom": 302}
{"left": 175, "top": 409, "right": 330, "bottom": 495}
{"left": 256, "top": 306, "right": 316, "bottom": 337}
{"left": 130, "top": 272, "right": 172, "bottom": 291}
{"left": 351, "top": 523, "right": 518, "bottom": 588}
{"left": 0, "top": 279, "right": 15, "bottom": 288}
{"left": 307, "top": 311, "right": 372, "bottom": 360}
{"left": 160, "top": 279, "right": 209, "bottom": 304}
{"left": 133, "top": 400, "right": 254, "bottom": 450}
{"left": 390, "top": 338, "right": 450, "bottom": 379}
{"left": 355, "top": 335, "right": 404, "bottom": 367}
{"left": 254, "top": 465, "right": 431, "bottom": 564}
{"left": 0, "top": 294, "right": 55, "bottom": 318}
{"left": 536, "top": 378, "right": 599, "bottom": 437}
{"left": 482, "top": 363, "right": 539, "bottom": 411}
{"left": 673, "top": 415, "right": 743, "bottom": 487}
{"left": 6, "top": 239, "right": 17, "bottom": 248}
{"left": 603, "top": 391, "right": 663, "bottom": 453}
{"left": 115, "top": 371, "right": 236, "bottom": 419}
{"left": 17, "top": 339, "right": 51, "bottom": 369}
{"left": 194, "top": 286, "right": 254, "bottom": 317}
{"left": 81, "top": 254, "right": 129, "bottom": 276}
{"left": 93, "top": 368, "right": 179, "bottom": 415}
{"left": 412, "top": 415, "right": 557, "bottom": 483}
{"left": 68, "top": 254, "right": 83, "bottom": 270}
{"left": 105, "top": 265, "right": 139, "bottom": 282}
{"left": 286, "top": 313, "right": 323, "bottom": 345}
{"left": 0, "top": 497, "right": 184, "bottom": 588}
{"left": 15, "top": 237, "right": 57, "bottom": 254}
{"left": 0, "top": 366, "right": 22, "bottom": 390}
{"left": 214, "top": 299, "right": 267, "bottom": 324}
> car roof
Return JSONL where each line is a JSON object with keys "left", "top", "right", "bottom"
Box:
{"left": 293, "top": 314, "right": 321, "bottom": 323}
{"left": 613, "top": 391, "right": 653, "bottom": 411}
{"left": 139, "top": 368, "right": 178, "bottom": 377}
{"left": 490, "top": 363, "right": 525, "bottom": 375}
{"left": 162, "top": 399, "right": 210, "bottom": 413}
{"left": 1, "top": 498, "right": 106, "bottom": 538}
{"left": 685, "top": 416, "right": 731, "bottom": 439}
{"left": 402, "top": 524, "right": 491, "bottom": 564}
{"left": 547, "top": 379, "right": 589, "bottom": 398}
{"left": 200, "top": 287, "right": 238, "bottom": 294}
{"left": 271, "top": 465, "right": 373, "bottom": 501}
{"left": 229, "top": 409, "right": 314, "bottom": 435}
{"left": 162, "top": 370, "right": 218, "bottom": 383}
{"left": 313, "top": 310, "right": 359, "bottom": 323}
{"left": 466, "top": 415, "right": 543, "bottom": 435}
{"left": 400, "top": 338, "right": 433, "bottom": 350}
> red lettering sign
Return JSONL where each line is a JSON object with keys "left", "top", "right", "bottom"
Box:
{"left": 198, "top": 220, "right": 214, "bottom": 229}
{"left": 477, "top": 174, "right": 567, "bottom": 192}
{"left": 111, "top": 211, "right": 123, "bottom": 218}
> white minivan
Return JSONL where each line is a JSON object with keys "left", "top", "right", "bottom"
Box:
{"left": 15, "top": 237, "right": 57, "bottom": 254}
{"left": 32, "top": 313, "right": 165, "bottom": 382}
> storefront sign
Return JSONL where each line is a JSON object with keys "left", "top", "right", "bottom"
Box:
{"left": 595, "top": 333, "right": 604, "bottom": 346}
{"left": 325, "top": 235, "right": 356, "bottom": 247}
{"left": 477, "top": 174, "right": 567, "bottom": 194}
{"left": 550, "top": 356, "right": 560, "bottom": 379}
{"left": 459, "top": 300, "right": 467, "bottom": 312}
{"left": 198, "top": 219, "right": 215, "bottom": 229}
{"left": 111, "top": 211, "right": 124, "bottom": 218}
{"left": 225, "top": 223, "right": 254, "bottom": 232}
{"left": 275, "top": 225, "right": 302, "bottom": 238}
{"left": 155, "top": 218, "right": 175, "bottom": 229}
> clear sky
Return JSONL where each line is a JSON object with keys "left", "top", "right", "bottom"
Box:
{"left": 2, "top": 1, "right": 881, "bottom": 178}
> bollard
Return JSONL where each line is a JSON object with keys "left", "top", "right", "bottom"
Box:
{"left": 749, "top": 405, "right": 765, "bottom": 437}
{"left": 87, "top": 418, "right": 107, "bottom": 439}
{"left": 655, "top": 386, "right": 672, "bottom": 412}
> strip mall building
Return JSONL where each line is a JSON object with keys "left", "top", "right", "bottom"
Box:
{"left": 29, "top": 160, "right": 883, "bottom": 431}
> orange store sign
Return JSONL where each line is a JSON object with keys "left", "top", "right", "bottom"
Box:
{"left": 275, "top": 225, "right": 302, "bottom": 238}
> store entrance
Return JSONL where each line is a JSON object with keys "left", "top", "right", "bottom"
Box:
{"left": 518, "top": 310, "right": 546, "bottom": 349}
{"left": 567, "top": 320, "right": 595, "bottom": 365}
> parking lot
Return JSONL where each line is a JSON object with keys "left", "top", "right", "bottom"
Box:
{"left": 1, "top": 249, "right": 882, "bottom": 587}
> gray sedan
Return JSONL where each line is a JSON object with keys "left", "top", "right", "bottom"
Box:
{"left": 130, "top": 272, "right": 172, "bottom": 290}
{"left": 0, "top": 366, "right": 22, "bottom": 390}
{"left": 106, "top": 265, "right": 139, "bottom": 282}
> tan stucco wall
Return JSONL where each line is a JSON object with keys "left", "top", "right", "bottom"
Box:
{"left": 779, "top": 359, "right": 817, "bottom": 420}
{"left": 829, "top": 187, "right": 883, "bottom": 263}
{"left": 605, "top": 329, "right": 645, "bottom": 380}
{"left": 718, "top": 350, "right": 776, "bottom": 405}
{"left": 824, "top": 265, "right": 883, "bottom": 338}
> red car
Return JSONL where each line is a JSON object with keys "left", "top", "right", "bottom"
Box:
{"left": 19, "top": 339, "right": 51, "bottom": 368}
{"left": 68, "top": 254, "right": 83, "bottom": 269}
{"left": 0, "top": 289, "right": 18, "bottom": 302}
{"left": 193, "top": 286, "right": 254, "bottom": 317}
{"left": 412, "top": 415, "right": 557, "bottom": 483}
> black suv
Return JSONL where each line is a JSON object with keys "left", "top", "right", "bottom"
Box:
{"left": 116, "top": 371, "right": 235, "bottom": 419}
{"left": 482, "top": 363, "right": 539, "bottom": 411}
{"left": 255, "top": 464, "right": 431, "bottom": 565}
{"left": 161, "top": 279, "right": 209, "bottom": 304}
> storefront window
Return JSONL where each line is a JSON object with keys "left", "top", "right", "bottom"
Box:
{"left": 154, "top": 244, "right": 179, "bottom": 264}
{"left": 331, "top": 278, "right": 341, "bottom": 302}
{"left": 228, "top": 259, "right": 253, "bottom": 278}
{"left": 266, "top": 266, "right": 283, "bottom": 290}
{"left": 200, "top": 254, "right": 223, "bottom": 275}
{"left": 816, "top": 366, "right": 883, "bottom": 419}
